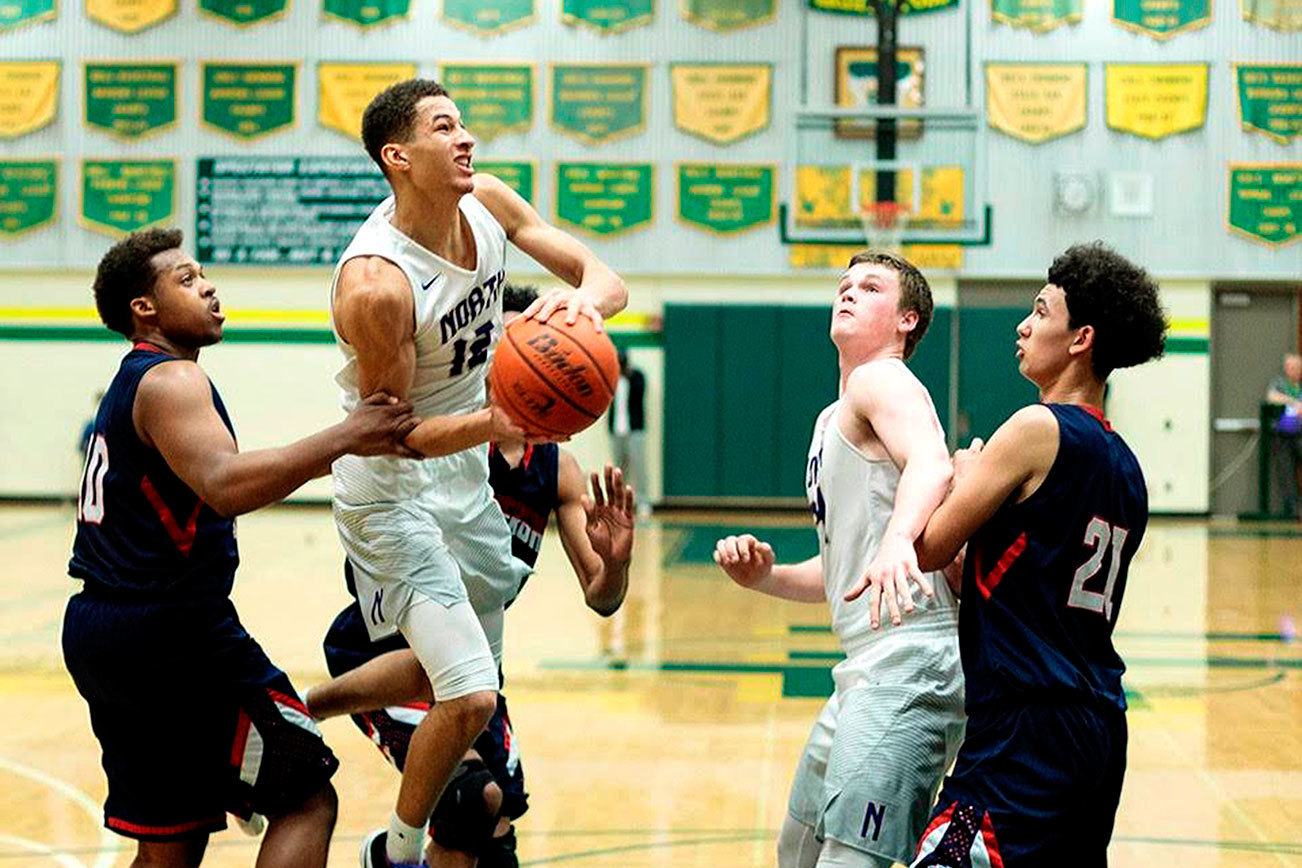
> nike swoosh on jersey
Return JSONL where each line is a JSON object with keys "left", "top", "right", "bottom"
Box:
{"left": 422, "top": 274, "right": 444, "bottom": 291}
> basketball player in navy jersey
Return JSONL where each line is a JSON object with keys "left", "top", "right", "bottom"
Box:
{"left": 909, "top": 243, "right": 1167, "bottom": 867}
{"left": 64, "top": 228, "right": 419, "bottom": 868}
{"left": 314, "top": 286, "right": 635, "bottom": 868}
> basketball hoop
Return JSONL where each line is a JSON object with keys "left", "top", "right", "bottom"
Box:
{"left": 859, "top": 200, "right": 906, "bottom": 255}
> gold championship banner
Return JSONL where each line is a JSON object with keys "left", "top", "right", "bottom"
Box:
{"left": 670, "top": 64, "right": 771, "bottom": 144}
{"left": 87, "top": 0, "right": 176, "bottom": 31}
{"left": 1105, "top": 64, "right": 1207, "bottom": 139}
{"left": 319, "top": 63, "right": 417, "bottom": 139}
{"left": 0, "top": 61, "right": 58, "bottom": 139}
{"left": 986, "top": 63, "right": 1087, "bottom": 144}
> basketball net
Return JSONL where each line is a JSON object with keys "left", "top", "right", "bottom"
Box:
{"left": 860, "top": 200, "right": 906, "bottom": 256}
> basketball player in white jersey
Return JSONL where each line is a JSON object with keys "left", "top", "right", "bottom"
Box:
{"left": 715, "top": 251, "right": 965, "bottom": 868}
{"left": 310, "top": 79, "right": 627, "bottom": 868}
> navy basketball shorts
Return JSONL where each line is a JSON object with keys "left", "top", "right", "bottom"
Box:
{"left": 322, "top": 604, "right": 528, "bottom": 819}
{"left": 62, "top": 590, "right": 339, "bottom": 841}
{"left": 912, "top": 700, "right": 1127, "bottom": 868}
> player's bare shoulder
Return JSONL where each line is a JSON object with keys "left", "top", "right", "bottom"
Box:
{"left": 334, "top": 255, "right": 413, "bottom": 340}
{"left": 471, "top": 172, "right": 528, "bottom": 233}
{"left": 844, "top": 357, "right": 931, "bottom": 411}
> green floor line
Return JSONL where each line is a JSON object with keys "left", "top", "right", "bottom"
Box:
{"left": 789, "top": 625, "right": 1297, "bottom": 644}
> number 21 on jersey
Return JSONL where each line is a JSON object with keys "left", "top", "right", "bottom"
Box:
{"left": 1068, "top": 516, "right": 1128, "bottom": 620}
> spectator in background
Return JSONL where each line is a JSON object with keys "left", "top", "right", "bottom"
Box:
{"left": 609, "top": 349, "right": 649, "bottom": 519}
{"left": 1266, "top": 353, "right": 1302, "bottom": 519}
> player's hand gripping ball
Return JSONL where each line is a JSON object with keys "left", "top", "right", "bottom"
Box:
{"left": 489, "top": 314, "right": 619, "bottom": 438}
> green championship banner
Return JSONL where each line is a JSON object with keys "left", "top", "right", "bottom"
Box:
{"left": 324, "top": 0, "right": 409, "bottom": 26}
{"left": 202, "top": 63, "right": 296, "bottom": 139}
{"left": 1113, "top": 0, "right": 1210, "bottom": 37}
{"left": 0, "top": 0, "right": 55, "bottom": 31}
{"left": 551, "top": 64, "right": 648, "bottom": 145}
{"left": 200, "top": 0, "right": 288, "bottom": 25}
{"left": 1227, "top": 164, "right": 1299, "bottom": 246}
{"left": 1240, "top": 0, "right": 1299, "bottom": 29}
{"left": 81, "top": 159, "right": 174, "bottom": 236}
{"left": 562, "top": 0, "right": 653, "bottom": 32}
{"left": 319, "top": 63, "right": 416, "bottom": 139}
{"left": 1236, "top": 64, "right": 1302, "bottom": 143}
{"left": 809, "top": 0, "right": 956, "bottom": 15}
{"left": 1105, "top": 64, "right": 1207, "bottom": 139}
{"left": 0, "top": 160, "right": 57, "bottom": 236}
{"left": 0, "top": 61, "right": 59, "bottom": 139}
{"left": 986, "top": 63, "right": 1087, "bottom": 143}
{"left": 677, "top": 163, "right": 773, "bottom": 234}
{"left": 991, "top": 0, "right": 1081, "bottom": 31}
{"left": 680, "top": 0, "right": 774, "bottom": 30}
{"left": 475, "top": 160, "right": 535, "bottom": 203}
{"left": 84, "top": 62, "right": 178, "bottom": 139}
{"left": 670, "top": 64, "right": 770, "bottom": 145}
{"left": 556, "top": 162, "right": 653, "bottom": 236}
{"left": 87, "top": 0, "right": 176, "bottom": 31}
{"left": 441, "top": 0, "right": 535, "bottom": 33}
{"left": 441, "top": 64, "right": 533, "bottom": 141}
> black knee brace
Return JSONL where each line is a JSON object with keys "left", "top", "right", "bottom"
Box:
{"left": 430, "top": 759, "right": 500, "bottom": 853}
{"left": 477, "top": 826, "right": 519, "bottom": 868}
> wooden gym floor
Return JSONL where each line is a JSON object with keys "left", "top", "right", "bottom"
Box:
{"left": 0, "top": 503, "right": 1298, "bottom": 866}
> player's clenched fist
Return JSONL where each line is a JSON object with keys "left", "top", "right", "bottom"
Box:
{"left": 713, "top": 534, "right": 775, "bottom": 590}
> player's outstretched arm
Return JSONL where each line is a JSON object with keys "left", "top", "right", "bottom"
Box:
{"left": 915, "top": 405, "right": 1060, "bottom": 572}
{"left": 714, "top": 535, "right": 826, "bottom": 602}
{"left": 840, "top": 361, "right": 949, "bottom": 627}
{"left": 135, "top": 361, "right": 417, "bottom": 518}
{"left": 335, "top": 255, "right": 529, "bottom": 456}
{"left": 555, "top": 454, "right": 634, "bottom": 616}
{"left": 474, "top": 172, "right": 627, "bottom": 327}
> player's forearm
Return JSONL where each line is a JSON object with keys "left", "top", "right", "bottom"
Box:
{"left": 583, "top": 560, "right": 629, "bottom": 617}
{"left": 204, "top": 426, "right": 350, "bottom": 517}
{"left": 403, "top": 409, "right": 493, "bottom": 457}
{"left": 756, "top": 556, "right": 826, "bottom": 603}
{"left": 883, "top": 458, "right": 952, "bottom": 551}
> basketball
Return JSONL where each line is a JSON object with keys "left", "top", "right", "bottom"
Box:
{"left": 489, "top": 314, "right": 619, "bottom": 437}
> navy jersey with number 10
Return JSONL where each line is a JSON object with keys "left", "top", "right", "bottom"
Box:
{"left": 959, "top": 403, "right": 1148, "bottom": 713}
{"left": 68, "top": 344, "right": 240, "bottom": 599}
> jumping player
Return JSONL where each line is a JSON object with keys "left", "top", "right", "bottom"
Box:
{"left": 313, "top": 284, "right": 636, "bottom": 868}
{"left": 715, "top": 251, "right": 965, "bottom": 867}
{"left": 320, "top": 79, "right": 627, "bottom": 868}
{"left": 910, "top": 242, "right": 1167, "bottom": 867}
{"left": 64, "top": 228, "right": 418, "bottom": 868}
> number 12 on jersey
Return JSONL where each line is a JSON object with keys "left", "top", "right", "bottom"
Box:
{"left": 1068, "top": 516, "right": 1128, "bottom": 620}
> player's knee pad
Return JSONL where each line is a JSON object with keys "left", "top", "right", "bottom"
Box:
{"left": 476, "top": 826, "right": 519, "bottom": 868}
{"left": 430, "top": 759, "right": 501, "bottom": 854}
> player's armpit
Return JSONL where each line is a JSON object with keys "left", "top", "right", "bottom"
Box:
{"left": 333, "top": 256, "right": 417, "bottom": 400}
{"left": 916, "top": 405, "right": 1059, "bottom": 571}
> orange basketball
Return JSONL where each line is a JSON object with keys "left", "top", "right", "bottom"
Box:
{"left": 489, "top": 314, "right": 619, "bottom": 437}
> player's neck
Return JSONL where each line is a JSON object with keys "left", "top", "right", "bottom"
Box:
{"left": 837, "top": 344, "right": 903, "bottom": 392}
{"left": 1037, "top": 367, "right": 1104, "bottom": 410}
{"left": 131, "top": 331, "right": 198, "bottom": 362}
{"left": 497, "top": 440, "right": 526, "bottom": 467}
{"left": 391, "top": 186, "right": 469, "bottom": 263}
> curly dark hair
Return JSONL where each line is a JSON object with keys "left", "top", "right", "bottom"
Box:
{"left": 502, "top": 283, "right": 539, "bottom": 314}
{"left": 92, "top": 227, "right": 183, "bottom": 338}
{"left": 847, "top": 250, "right": 933, "bottom": 360}
{"left": 361, "top": 79, "right": 448, "bottom": 174}
{"left": 1048, "top": 242, "right": 1168, "bottom": 379}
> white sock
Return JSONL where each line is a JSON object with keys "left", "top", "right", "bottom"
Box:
{"left": 386, "top": 812, "right": 427, "bottom": 865}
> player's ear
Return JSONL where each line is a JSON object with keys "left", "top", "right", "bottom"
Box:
{"left": 1069, "top": 323, "right": 1095, "bottom": 357}
{"left": 381, "top": 142, "right": 409, "bottom": 174}
{"left": 898, "top": 308, "right": 919, "bottom": 335}
{"left": 129, "top": 294, "right": 157, "bottom": 322}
